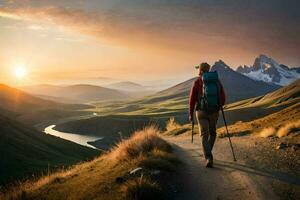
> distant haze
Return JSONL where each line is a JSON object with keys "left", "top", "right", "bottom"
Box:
{"left": 0, "top": 0, "right": 299, "bottom": 86}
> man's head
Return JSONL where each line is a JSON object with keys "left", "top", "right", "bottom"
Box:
{"left": 195, "top": 62, "right": 211, "bottom": 75}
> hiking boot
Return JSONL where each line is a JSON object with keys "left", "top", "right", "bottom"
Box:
{"left": 210, "top": 155, "right": 214, "bottom": 166}
{"left": 205, "top": 159, "right": 213, "bottom": 168}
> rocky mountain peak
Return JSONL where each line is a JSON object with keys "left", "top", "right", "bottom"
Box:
{"left": 236, "top": 54, "right": 300, "bottom": 86}
{"left": 211, "top": 60, "right": 233, "bottom": 72}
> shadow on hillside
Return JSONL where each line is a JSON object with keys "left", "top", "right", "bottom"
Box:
{"left": 217, "top": 104, "right": 291, "bottom": 128}
{"left": 213, "top": 160, "right": 300, "bottom": 186}
{"left": 172, "top": 144, "right": 300, "bottom": 187}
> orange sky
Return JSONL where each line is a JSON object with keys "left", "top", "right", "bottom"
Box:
{"left": 0, "top": 1, "right": 299, "bottom": 86}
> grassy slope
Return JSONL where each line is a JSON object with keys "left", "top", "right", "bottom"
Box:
{"left": 0, "top": 115, "right": 99, "bottom": 185}
{"left": 1, "top": 127, "right": 181, "bottom": 200}
{"left": 216, "top": 78, "right": 300, "bottom": 126}
{"left": 225, "top": 78, "right": 300, "bottom": 110}
{"left": 218, "top": 102, "right": 300, "bottom": 137}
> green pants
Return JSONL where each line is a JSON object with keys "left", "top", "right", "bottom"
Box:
{"left": 196, "top": 110, "right": 219, "bottom": 160}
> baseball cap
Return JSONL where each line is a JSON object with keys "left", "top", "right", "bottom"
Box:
{"left": 195, "top": 62, "right": 210, "bottom": 70}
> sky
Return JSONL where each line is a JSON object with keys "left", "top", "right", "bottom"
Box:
{"left": 0, "top": 0, "right": 299, "bottom": 86}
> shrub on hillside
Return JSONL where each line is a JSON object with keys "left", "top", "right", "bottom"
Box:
{"left": 165, "top": 127, "right": 190, "bottom": 136}
{"left": 258, "top": 127, "right": 276, "bottom": 138}
{"left": 277, "top": 120, "right": 300, "bottom": 138}
{"left": 110, "top": 126, "right": 172, "bottom": 161}
{"left": 121, "top": 176, "right": 163, "bottom": 200}
{"left": 166, "top": 117, "right": 180, "bottom": 131}
{"left": 114, "top": 126, "right": 180, "bottom": 200}
{"left": 139, "top": 149, "right": 180, "bottom": 171}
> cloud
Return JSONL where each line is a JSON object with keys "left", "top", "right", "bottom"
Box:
{"left": 27, "top": 24, "right": 47, "bottom": 30}
{"left": 0, "top": 9, "right": 22, "bottom": 20}
{"left": 0, "top": 6, "right": 97, "bottom": 27}
{"left": 0, "top": 6, "right": 168, "bottom": 49}
{"left": 55, "top": 37, "right": 84, "bottom": 43}
{"left": 0, "top": 2, "right": 300, "bottom": 66}
{"left": 0, "top": 6, "right": 112, "bottom": 41}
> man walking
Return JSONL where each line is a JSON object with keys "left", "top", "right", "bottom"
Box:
{"left": 189, "top": 62, "right": 226, "bottom": 168}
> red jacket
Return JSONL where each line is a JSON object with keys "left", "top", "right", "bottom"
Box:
{"left": 189, "top": 77, "right": 226, "bottom": 118}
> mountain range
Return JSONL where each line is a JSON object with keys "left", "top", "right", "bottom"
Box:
{"left": 236, "top": 54, "right": 300, "bottom": 86}
{"left": 154, "top": 60, "right": 280, "bottom": 104}
{"left": 21, "top": 84, "right": 129, "bottom": 103}
{"left": 106, "top": 81, "right": 145, "bottom": 91}
{"left": 88, "top": 59, "right": 285, "bottom": 126}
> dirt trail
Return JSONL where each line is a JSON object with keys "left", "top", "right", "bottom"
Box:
{"left": 166, "top": 135, "right": 281, "bottom": 200}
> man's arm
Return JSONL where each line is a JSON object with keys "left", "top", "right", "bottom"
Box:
{"left": 189, "top": 80, "right": 199, "bottom": 121}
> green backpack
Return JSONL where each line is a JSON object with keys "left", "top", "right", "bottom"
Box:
{"left": 196, "top": 71, "right": 221, "bottom": 112}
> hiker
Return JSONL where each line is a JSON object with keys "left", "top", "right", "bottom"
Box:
{"left": 189, "top": 62, "right": 226, "bottom": 168}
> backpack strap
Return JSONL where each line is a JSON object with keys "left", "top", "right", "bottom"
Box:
{"left": 201, "top": 76, "right": 205, "bottom": 98}
{"left": 197, "top": 76, "right": 204, "bottom": 99}
{"left": 195, "top": 77, "right": 205, "bottom": 111}
{"left": 202, "top": 77, "right": 208, "bottom": 105}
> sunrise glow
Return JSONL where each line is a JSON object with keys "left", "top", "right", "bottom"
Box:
{"left": 14, "top": 65, "right": 27, "bottom": 79}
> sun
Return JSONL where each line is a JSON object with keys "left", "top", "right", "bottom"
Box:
{"left": 14, "top": 65, "right": 27, "bottom": 79}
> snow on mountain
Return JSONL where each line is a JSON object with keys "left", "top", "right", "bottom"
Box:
{"left": 236, "top": 55, "right": 300, "bottom": 86}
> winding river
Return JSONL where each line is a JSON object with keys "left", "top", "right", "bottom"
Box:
{"left": 44, "top": 125, "right": 102, "bottom": 149}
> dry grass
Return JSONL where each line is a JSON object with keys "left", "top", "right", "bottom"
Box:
{"left": 139, "top": 148, "right": 180, "bottom": 171}
{"left": 258, "top": 127, "right": 277, "bottom": 138}
{"left": 164, "top": 126, "right": 191, "bottom": 136}
{"left": 256, "top": 120, "right": 300, "bottom": 138}
{"left": 109, "top": 126, "right": 172, "bottom": 161}
{"left": 121, "top": 176, "right": 163, "bottom": 200}
{"left": 0, "top": 157, "right": 101, "bottom": 200}
{"left": 0, "top": 126, "right": 180, "bottom": 200}
{"left": 277, "top": 120, "right": 300, "bottom": 138}
{"left": 166, "top": 117, "right": 181, "bottom": 132}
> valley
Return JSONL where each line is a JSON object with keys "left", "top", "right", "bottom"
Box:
{"left": 53, "top": 65, "right": 299, "bottom": 147}
{"left": 0, "top": 57, "right": 299, "bottom": 200}
{"left": 0, "top": 114, "right": 99, "bottom": 186}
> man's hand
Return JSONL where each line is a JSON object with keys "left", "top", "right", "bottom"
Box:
{"left": 189, "top": 116, "right": 193, "bottom": 122}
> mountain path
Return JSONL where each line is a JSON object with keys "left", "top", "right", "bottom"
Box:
{"left": 165, "top": 135, "right": 280, "bottom": 200}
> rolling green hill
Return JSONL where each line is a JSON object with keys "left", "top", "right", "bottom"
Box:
{"left": 226, "top": 78, "right": 300, "bottom": 110}
{"left": 217, "top": 78, "right": 300, "bottom": 126}
{"left": 0, "top": 115, "right": 99, "bottom": 185}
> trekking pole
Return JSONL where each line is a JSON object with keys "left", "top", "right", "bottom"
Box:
{"left": 191, "top": 119, "right": 195, "bottom": 143}
{"left": 221, "top": 107, "right": 237, "bottom": 162}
